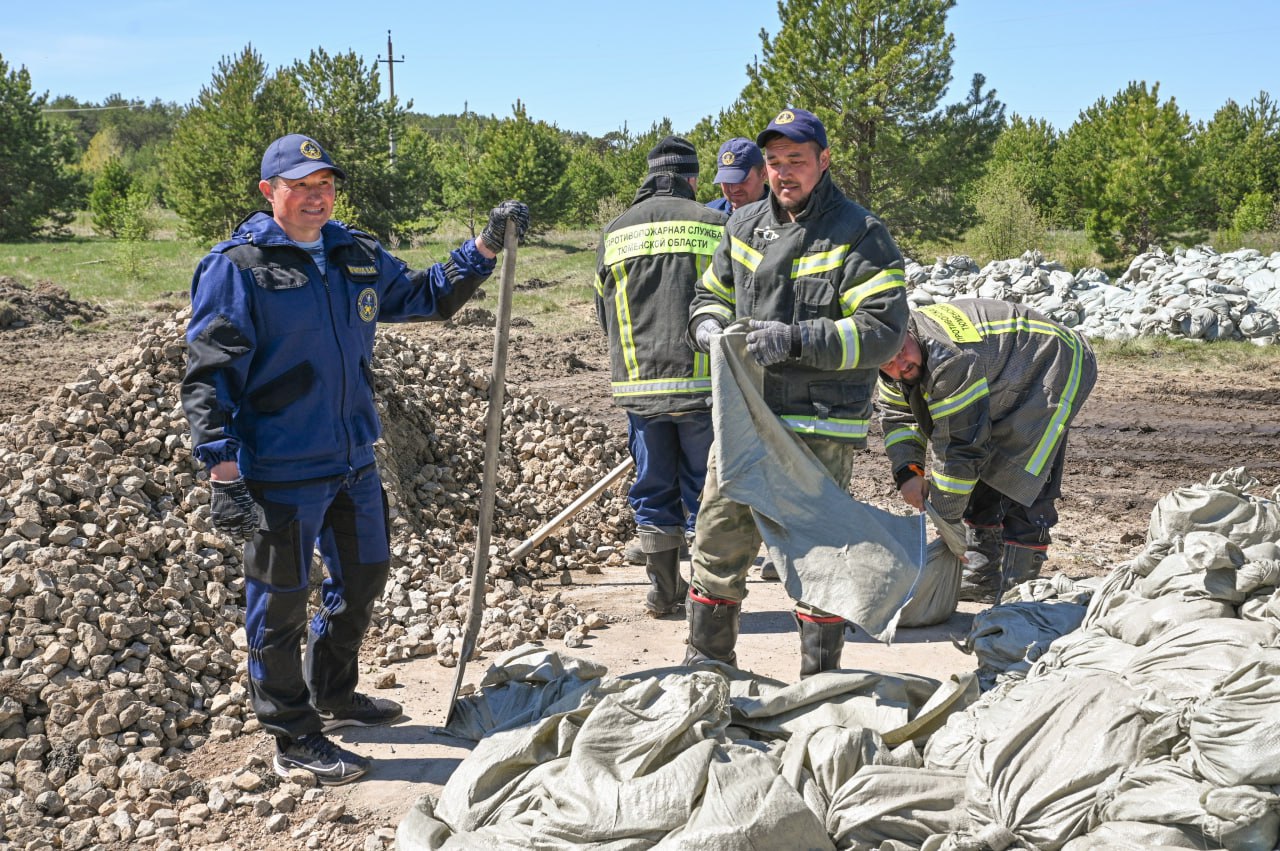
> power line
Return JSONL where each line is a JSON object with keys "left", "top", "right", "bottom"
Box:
{"left": 40, "top": 104, "right": 147, "bottom": 113}
{"left": 377, "top": 30, "right": 405, "bottom": 163}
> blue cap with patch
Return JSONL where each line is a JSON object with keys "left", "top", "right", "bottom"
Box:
{"left": 260, "top": 134, "right": 347, "bottom": 181}
{"left": 713, "top": 137, "right": 764, "bottom": 184}
{"left": 756, "top": 108, "right": 828, "bottom": 150}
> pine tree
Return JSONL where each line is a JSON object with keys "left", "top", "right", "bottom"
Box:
{"left": 0, "top": 54, "right": 83, "bottom": 240}
{"left": 1195, "top": 92, "right": 1280, "bottom": 228}
{"left": 163, "top": 46, "right": 307, "bottom": 243}
{"left": 470, "top": 101, "right": 571, "bottom": 235}
{"left": 729, "top": 0, "right": 1003, "bottom": 247}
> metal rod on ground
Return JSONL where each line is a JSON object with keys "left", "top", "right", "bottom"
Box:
{"left": 506, "top": 456, "right": 635, "bottom": 562}
{"left": 445, "top": 219, "right": 518, "bottom": 727}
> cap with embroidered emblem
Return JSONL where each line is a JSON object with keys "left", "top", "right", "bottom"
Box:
{"left": 713, "top": 137, "right": 764, "bottom": 184}
{"left": 756, "top": 108, "right": 828, "bottom": 150}
{"left": 261, "top": 134, "right": 347, "bottom": 181}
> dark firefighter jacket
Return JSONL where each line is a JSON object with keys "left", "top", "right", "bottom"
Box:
{"left": 878, "top": 298, "right": 1097, "bottom": 520}
{"left": 594, "top": 173, "right": 728, "bottom": 415}
{"left": 689, "top": 171, "right": 908, "bottom": 445}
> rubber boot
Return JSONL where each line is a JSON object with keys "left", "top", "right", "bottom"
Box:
{"left": 683, "top": 593, "right": 739, "bottom": 667}
{"left": 958, "top": 527, "right": 1003, "bottom": 604}
{"left": 998, "top": 544, "right": 1046, "bottom": 601}
{"left": 795, "top": 613, "right": 846, "bottom": 678}
{"left": 644, "top": 549, "right": 689, "bottom": 618}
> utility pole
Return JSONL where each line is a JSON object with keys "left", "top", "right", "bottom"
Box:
{"left": 378, "top": 30, "right": 404, "bottom": 163}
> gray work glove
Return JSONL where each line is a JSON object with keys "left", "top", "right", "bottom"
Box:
{"left": 209, "top": 478, "right": 260, "bottom": 540}
{"left": 479, "top": 200, "right": 531, "bottom": 253}
{"left": 693, "top": 319, "right": 724, "bottom": 352}
{"left": 746, "top": 319, "right": 793, "bottom": 366}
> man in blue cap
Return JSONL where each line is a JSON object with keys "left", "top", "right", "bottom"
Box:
{"left": 706, "top": 137, "right": 769, "bottom": 215}
{"left": 686, "top": 108, "right": 909, "bottom": 678}
{"left": 181, "top": 133, "right": 528, "bottom": 784}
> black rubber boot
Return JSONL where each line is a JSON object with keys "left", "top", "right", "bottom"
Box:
{"left": 644, "top": 549, "right": 689, "bottom": 618}
{"left": 998, "top": 544, "right": 1046, "bottom": 601}
{"left": 796, "top": 613, "right": 846, "bottom": 678}
{"left": 958, "top": 527, "right": 1003, "bottom": 604}
{"left": 684, "top": 593, "right": 739, "bottom": 667}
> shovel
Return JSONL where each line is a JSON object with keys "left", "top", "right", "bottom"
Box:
{"left": 445, "top": 219, "right": 518, "bottom": 727}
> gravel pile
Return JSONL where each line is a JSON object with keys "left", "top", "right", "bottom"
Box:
{"left": 905, "top": 244, "right": 1280, "bottom": 344}
{"left": 0, "top": 309, "right": 631, "bottom": 849}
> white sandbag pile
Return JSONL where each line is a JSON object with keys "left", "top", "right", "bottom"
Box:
{"left": 402, "top": 468, "right": 1280, "bottom": 850}
{"left": 905, "top": 245, "right": 1280, "bottom": 345}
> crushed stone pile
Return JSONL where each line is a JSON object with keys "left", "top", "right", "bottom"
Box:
{"left": 0, "top": 278, "right": 106, "bottom": 330}
{"left": 0, "top": 309, "right": 633, "bottom": 849}
{"left": 905, "top": 244, "right": 1280, "bottom": 345}
{"left": 398, "top": 468, "right": 1280, "bottom": 851}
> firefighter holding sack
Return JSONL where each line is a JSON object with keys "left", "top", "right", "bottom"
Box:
{"left": 877, "top": 298, "right": 1097, "bottom": 603}
{"left": 686, "top": 108, "right": 909, "bottom": 677}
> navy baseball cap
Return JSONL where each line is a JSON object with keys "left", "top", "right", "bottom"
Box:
{"left": 756, "top": 108, "right": 828, "bottom": 150}
{"left": 260, "top": 134, "right": 347, "bottom": 181}
{"left": 713, "top": 137, "right": 764, "bottom": 184}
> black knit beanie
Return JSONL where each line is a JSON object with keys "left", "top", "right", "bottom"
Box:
{"left": 647, "top": 136, "right": 699, "bottom": 180}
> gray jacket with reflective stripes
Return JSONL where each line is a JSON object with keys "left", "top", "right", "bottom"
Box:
{"left": 594, "top": 173, "right": 728, "bottom": 415}
{"left": 878, "top": 298, "right": 1097, "bottom": 519}
{"left": 688, "top": 172, "right": 908, "bottom": 445}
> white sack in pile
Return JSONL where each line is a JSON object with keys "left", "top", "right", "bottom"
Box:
{"left": 1148, "top": 468, "right": 1280, "bottom": 547}
{"left": 1189, "top": 645, "right": 1280, "bottom": 788}
{"left": 1028, "top": 629, "right": 1138, "bottom": 678}
{"left": 956, "top": 670, "right": 1151, "bottom": 850}
{"left": 1090, "top": 758, "right": 1280, "bottom": 851}
{"left": 825, "top": 765, "right": 969, "bottom": 850}
{"left": 965, "top": 599, "right": 1087, "bottom": 687}
{"left": 1119, "top": 618, "right": 1278, "bottom": 703}
{"left": 1089, "top": 591, "right": 1234, "bottom": 646}
{"left": 710, "top": 326, "right": 923, "bottom": 642}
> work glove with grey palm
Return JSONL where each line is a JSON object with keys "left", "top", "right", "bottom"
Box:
{"left": 693, "top": 319, "right": 724, "bottom": 352}
{"left": 209, "top": 478, "right": 260, "bottom": 540}
{"left": 746, "top": 320, "right": 797, "bottom": 366}
{"left": 479, "top": 200, "right": 531, "bottom": 253}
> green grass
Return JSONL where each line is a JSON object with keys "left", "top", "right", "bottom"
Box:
{"left": 1091, "top": 335, "right": 1280, "bottom": 369}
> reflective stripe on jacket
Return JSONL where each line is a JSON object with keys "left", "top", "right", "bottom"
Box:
{"left": 879, "top": 298, "right": 1097, "bottom": 518}
{"left": 689, "top": 171, "right": 907, "bottom": 444}
{"left": 594, "top": 173, "right": 728, "bottom": 415}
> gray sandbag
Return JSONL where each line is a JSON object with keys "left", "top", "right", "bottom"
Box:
{"left": 1239, "top": 585, "right": 1280, "bottom": 622}
{"left": 1079, "top": 561, "right": 1142, "bottom": 631}
{"left": 921, "top": 679, "right": 1022, "bottom": 773}
{"left": 998, "top": 573, "right": 1094, "bottom": 606}
{"left": 825, "top": 765, "right": 970, "bottom": 850}
{"left": 1148, "top": 468, "right": 1280, "bottom": 548}
{"left": 1061, "top": 820, "right": 1235, "bottom": 849}
{"left": 961, "top": 670, "right": 1151, "bottom": 850}
{"left": 1120, "top": 618, "right": 1278, "bottom": 703}
{"left": 1028, "top": 629, "right": 1139, "bottom": 678}
{"left": 777, "top": 725, "right": 921, "bottom": 822}
{"left": 1090, "top": 591, "right": 1235, "bottom": 646}
{"left": 898, "top": 538, "right": 963, "bottom": 628}
{"left": 966, "top": 599, "right": 1087, "bottom": 688}
{"left": 1093, "top": 758, "right": 1280, "bottom": 851}
{"left": 1136, "top": 532, "right": 1248, "bottom": 603}
{"left": 1189, "top": 645, "right": 1280, "bottom": 787}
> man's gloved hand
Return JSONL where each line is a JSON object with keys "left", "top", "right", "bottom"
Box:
{"left": 746, "top": 320, "right": 793, "bottom": 366}
{"left": 210, "top": 479, "right": 260, "bottom": 540}
{"left": 479, "top": 200, "right": 531, "bottom": 253}
{"left": 694, "top": 319, "right": 724, "bottom": 352}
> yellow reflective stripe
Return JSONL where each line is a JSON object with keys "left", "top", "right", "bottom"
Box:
{"left": 602, "top": 220, "right": 723, "bottom": 266}
{"left": 792, "top": 245, "right": 848, "bottom": 277}
{"left": 840, "top": 268, "right": 906, "bottom": 316}
{"left": 692, "top": 304, "right": 733, "bottom": 325}
{"left": 927, "top": 378, "right": 989, "bottom": 420}
{"left": 878, "top": 380, "right": 908, "bottom": 407}
{"left": 592, "top": 271, "right": 605, "bottom": 298}
{"left": 730, "top": 236, "right": 762, "bottom": 272}
{"left": 1027, "top": 331, "right": 1085, "bottom": 475}
{"left": 884, "top": 426, "right": 925, "bottom": 449}
{"left": 921, "top": 303, "right": 983, "bottom": 342}
{"left": 933, "top": 471, "right": 977, "bottom": 495}
{"left": 611, "top": 377, "right": 712, "bottom": 396}
{"left": 834, "top": 316, "right": 860, "bottom": 369}
{"left": 693, "top": 350, "right": 710, "bottom": 378}
{"left": 612, "top": 265, "right": 640, "bottom": 379}
{"left": 781, "top": 416, "right": 869, "bottom": 439}
{"left": 980, "top": 316, "right": 1078, "bottom": 347}
{"left": 700, "top": 265, "right": 735, "bottom": 304}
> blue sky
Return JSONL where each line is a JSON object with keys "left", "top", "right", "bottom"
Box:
{"left": 6, "top": 1, "right": 1276, "bottom": 136}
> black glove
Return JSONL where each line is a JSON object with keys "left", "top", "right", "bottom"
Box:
{"left": 746, "top": 320, "right": 794, "bottom": 366}
{"left": 479, "top": 200, "right": 531, "bottom": 253}
{"left": 210, "top": 479, "right": 259, "bottom": 540}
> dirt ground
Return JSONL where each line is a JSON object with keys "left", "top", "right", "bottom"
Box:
{"left": 3, "top": 284, "right": 1279, "bottom": 848}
